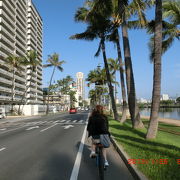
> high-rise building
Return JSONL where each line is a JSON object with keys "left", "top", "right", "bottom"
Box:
{"left": 76, "top": 72, "right": 85, "bottom": 105}
{"left": 0, "top": 0, "right": 43, "bottom": 105}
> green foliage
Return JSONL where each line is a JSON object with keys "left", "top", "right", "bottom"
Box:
{"left": 176, "top": 97, "right": 180, "bottom": 103}
{"left": 160, "top": 100, "right": 174, "bottom": 105}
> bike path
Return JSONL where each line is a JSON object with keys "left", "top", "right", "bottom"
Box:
{"left": 78, "top": 135, "right": 134, "bottom": 180}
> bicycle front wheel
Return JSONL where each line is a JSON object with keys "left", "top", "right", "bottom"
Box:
{"left": 98, "top": 147, "right": 104, "bottom": 180}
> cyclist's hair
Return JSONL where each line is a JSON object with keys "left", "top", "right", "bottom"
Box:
{"left": 91, "top": 105, "right": 104, "bottom": 116}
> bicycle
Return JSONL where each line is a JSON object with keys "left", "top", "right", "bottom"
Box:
{"left": 94, "top": 139, "right": 106, "bottom": 180}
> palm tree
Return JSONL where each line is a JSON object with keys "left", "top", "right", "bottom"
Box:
{"left": 43, "top": 53, "right": 65, "bottom": 114}
{"left": 146, "top": 0, "right": 179, "bottom": 139}
{"left": 105, "top": 0, "right": 128, "bottom": 123}
{"left": 107, "top": 58, "right": 119, "bottom": 104}
{"left": 5, "top": 55, "right": 24, "bottom": 113}
{"left": 71, "top": 2, "right": 119, "bottom": 121}
{"left": 18, "top": 50, "right": 39, "bottom": 114}
{"left": 148, "top": 0, "right": 180, "bottom": 59}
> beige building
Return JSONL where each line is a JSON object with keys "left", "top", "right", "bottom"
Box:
{"left": 75, "top": 72, "right": 85, "bottom": 106}
{"left": 0, "top": 0, "right": 43, "bottom": 105}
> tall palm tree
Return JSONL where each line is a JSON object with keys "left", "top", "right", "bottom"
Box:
{"left": 82, "top": 0, "right": 145, "bottom": 127}
{"left": 43, "top": 53, "right": 65, "bottom": 114}
{"left": 87, "top": 68, "right": 109, "bottom": 105}
{"left": 107, "top": 58, "right": 119, "bottom": 104}
{"left": 71, "top": 2, "right": 119, "bottom": 121}
{"left": 18, "top": 50, "right": 39, "bottom": 114}
{"left": 146, "top": 0, "right": 179, "bottom": 139}
{"left": 116, "top": 0, "right": 148, "bottom": 128}
{"left": 5, "top": 55, "right": 23, "bottom": 113}
{"left": 102, "top": 0, "right": 129, "bottom": 123}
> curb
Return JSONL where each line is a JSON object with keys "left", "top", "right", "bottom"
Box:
{"left": 110, "top": 136, "right": 148, "bottom": 180}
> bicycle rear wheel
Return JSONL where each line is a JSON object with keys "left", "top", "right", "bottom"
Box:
{"left": 98, "top": 147, "right": 104, "bottom": 180}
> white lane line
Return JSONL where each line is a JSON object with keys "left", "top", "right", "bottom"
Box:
{"left": 70, "top": 113, "right": 90, "bottom": 180}
{"left": 62, "top": 125, "right": 74, "bottom": 129}
{"left": 26, "top": 126, "right": 39, "bottom": 131}
{"left": 54, "top": 120, "right": 60, "bottom": 123}
{"left": 60, "top": 120, "right": 66, "bottom": 123}
{"left": 0, "top": 126, "right": 26, "bottom": 134}
{"left": 40, "top": 123, "right": 58, "bottom": 132}
{"left": 0, "top": 128, "right": 7, "bottom": 131}
{"left": 0, "top": 147, "right": 6, "bottom": 152}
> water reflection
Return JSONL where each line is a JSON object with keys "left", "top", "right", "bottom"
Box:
{"left": 140, "top": 108, "right": 180, "bottom": 120}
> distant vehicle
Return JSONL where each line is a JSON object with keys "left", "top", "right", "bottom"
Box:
{"left": 69, "top": 108, "right": 77, "bottom": 114}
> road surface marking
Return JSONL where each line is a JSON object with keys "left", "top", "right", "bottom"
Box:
{"left": 0, "top": 128, "right": 7, "bottom": 131}
{"left": 70, "top": 113, "right": 90, "bottom": 180}
{"left": 26, "top": 126, "right": 39, "bottom": 130}
{"left": 0, "top": 147, "right": 6, "bottom": 152}
{"left": 0, "top": 126, "right": 26, "bottom": 134}
{"left": 40, "top": 123, "right": 58, "bottom": 132}
{"left": 72, "top": 120, "right": 77, "bottom": 123}
{"left": 54, "top": 120, "right": 60, "bottom": 123}
{"left": 62, "top": 125, "right": 74, "bottom": 129}
{"left": 66, "top": 120, "right": 71, "bottom": 123}
{"left": 78, "top": 120, "right": 83, "bottom": 123}
{"left": 60, "top": 120, "right": 66, "bottom": 123}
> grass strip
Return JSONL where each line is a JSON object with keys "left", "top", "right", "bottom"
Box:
{"left": 109, "top": 117, "right": 180, "bottom": 180}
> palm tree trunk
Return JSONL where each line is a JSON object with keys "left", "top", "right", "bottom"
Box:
{"left": 122, "top": 21, "right": 144, "bottom": 128}
{"left": 101, "top": 38, "right": 119, "bottom": 121}
{"left": 115, "top": 29, "right": 127, "bottom": 123}
{"left": 11, "top": 69, "right": 15, "bottom": 113}
{"left": 146, "top": 0, "right": 162, "bottom": 139}
{"left": 46, "top": 66, "right": 56, "bottom": 114}
{"left": 18, "top": 68, "right": 33, "bottom": 114}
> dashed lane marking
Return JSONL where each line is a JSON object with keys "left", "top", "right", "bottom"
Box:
{"left": 26, "top": 126, "right": 39, "bottom": 131}
{"left": 0, "top": 147, "right": 6, "bottom": 152}
{"left": 40, "top": 123, "right": 58, "bottom": 132}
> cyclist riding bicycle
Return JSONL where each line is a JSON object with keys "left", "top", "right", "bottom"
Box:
{"left": 87, "top": 105, "right": 110, "bottom": 167}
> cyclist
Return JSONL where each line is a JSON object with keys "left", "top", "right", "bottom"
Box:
{"left": 87, "top": 105, "right": 110, "bottom": 167}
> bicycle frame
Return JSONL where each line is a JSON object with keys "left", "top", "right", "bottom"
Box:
{"left": 95, "top": 143, "right": 105, "bottom": 180}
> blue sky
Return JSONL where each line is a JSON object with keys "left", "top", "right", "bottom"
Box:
{"left": 33, "top": 0, "right": 180, "bottom": 100}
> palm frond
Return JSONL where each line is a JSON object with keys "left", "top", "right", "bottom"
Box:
{"left": 70, "top": 30, "right": 97, "bottom": 41}
{"left": 163, "top": 0, "right": 180, "bottom": 25}
{"left": 74, "top": 7, "right": 89, "bottom": 22}
{"left": 57, "top": 66, "right": 64, "bottom": 72}
{"left": 94, "top": 40, "right": 102, "bottom": 57}
{"left": 43, "top": 64, "right": 52, "bottom": 68}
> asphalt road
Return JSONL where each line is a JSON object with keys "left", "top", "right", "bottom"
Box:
{"left": 0, "top": 112, "right": 134, "bottom": 180}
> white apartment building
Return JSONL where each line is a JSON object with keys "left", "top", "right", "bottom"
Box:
{"left": 75, "top": 72, "right": 85, "bottom": 106}
{"left": 161, "top": 94, "right": 169, "bottom": 101}
{"left": 0, "top": 0, "right": 43, "bottom": 105}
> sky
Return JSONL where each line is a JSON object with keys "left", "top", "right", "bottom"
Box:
{"left": 33, "top": 0, "right": 180, "bottom": 100}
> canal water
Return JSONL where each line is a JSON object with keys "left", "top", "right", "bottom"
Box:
{"left": 140, "top": 108, "right": 180, "bottom": 120}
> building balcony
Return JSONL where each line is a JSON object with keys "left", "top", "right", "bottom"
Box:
{"left": 2, "top": 2, "right": 16, "bottom": 17}
{"left": 0, "top": 95, "right": 11, "bottom": 101}
{"left": 0, "top": 24, "right": 15, "bottom": 41}
{"left": 1, "top": 10, "right": 15, "bottom": 26}
{"left": 0, "top": 34, "right": 14, "bottom": 47}
{"left": 15, "top": 82, "right": 25, "bottom": 89}
{"left": 0, "top": 77, "right": 12, "bottom": 86}
{"left": 0, "top": 87, "right": 11, "bottom": 93}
